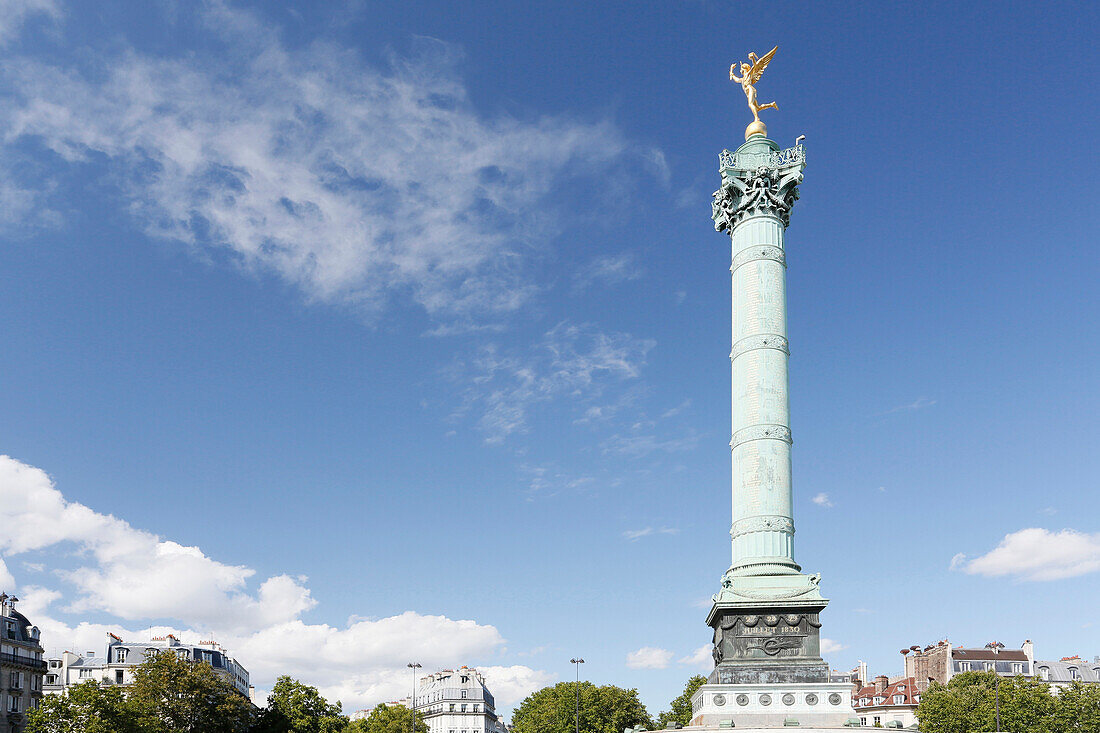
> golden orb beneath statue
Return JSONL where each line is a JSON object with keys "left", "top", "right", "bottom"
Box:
{"left": 745, "top": 120, "right": 767, "bottom": 140}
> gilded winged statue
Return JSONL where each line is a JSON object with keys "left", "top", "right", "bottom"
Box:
{"left": 730, "top": 46, "right": 778, "bottom": 126}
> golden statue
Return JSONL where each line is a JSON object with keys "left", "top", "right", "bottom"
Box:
{"left": 730, "top": 46, "right": 778, "bottom": 140}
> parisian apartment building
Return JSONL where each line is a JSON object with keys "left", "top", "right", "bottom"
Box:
{"left": 1, "top": 594, "right": 45, "bottom": 733}
{"left": 402, "top": 666, "right": 508, "bottom": 733}
{"left": 44, "top": 633, "right": 252, "bottom": 701}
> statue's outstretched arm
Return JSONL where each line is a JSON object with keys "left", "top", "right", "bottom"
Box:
{"left": 730, "top": 64, "right": 742, "bottom": 82}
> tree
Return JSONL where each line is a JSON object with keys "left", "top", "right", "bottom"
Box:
{"left": 126, "top": 649, "right": 255, "bottom": 733}
{"left": 347, "top": 703, "right": 427, "bottom": 733}
{"left": 253, "top": 676, "right": 349, "bottom": 733}
{"left": 1050, "top": 681, "right": 1100, "bottom": 733}
{"left": 510, "top": 681, "right": 652, "bottom": 733}
{"left": 653, "top": 674, "right": 705, "bottom": 728}
{"left": 26, "top": 681, "right": 139, "bottom": 733}
{"left": 916, "top": 671, "right": 1055, "bottom": 733}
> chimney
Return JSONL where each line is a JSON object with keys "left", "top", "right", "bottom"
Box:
{"left": 1022, "top": 639, "right": 1034, "bottom": 663}
{"left": 874, "top": 675, "right": 889, "bottom": 694}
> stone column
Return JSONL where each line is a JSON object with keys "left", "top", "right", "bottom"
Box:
{"left": 713, "top": 135, "right": 805, "bottom": 579}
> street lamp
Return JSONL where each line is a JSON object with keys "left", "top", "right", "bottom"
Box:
{"left": 407, "top": 662, "right": 422, "bottom": 733}
{"left": 985, "top": 642, "right": 1004, "bottom": 732}
{"left": 570, "top": 658, "right": 585, "bottom": 733}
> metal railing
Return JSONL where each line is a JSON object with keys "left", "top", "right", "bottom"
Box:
{"left": 0, "top": 652, "right": 47, "bottom": 671}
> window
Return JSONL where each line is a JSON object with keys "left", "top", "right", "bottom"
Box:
{"left": 116, "top": 648, "right": 128, "bottom": 663}
{"left": 873, "top": 717, "right": 881, "bottom": 726}
{"left": 4, "top": 620, "right": 15, "bottom": 639}
{"left": 461, "top": 704, "right": 467, "bottom": 713}
{"left": 959, "top": 662, "right": 971, "bottom": 671}
{"left": 985, "top": 662, "right": 994, "bottom": 671}
{"left": 873, "top": 696, "right": 885, "bottom": 705}
{"left": 1039, "top": 667, "right": 1050, "bottom": 681}
{"left": 49, "top": 660, "right": 60, "bottom": 669}
{"left": 859, "top": 719, "right": 867, "bottom": 727}
{"left": 79, "top": 669, "right": 91, "bottom": 678}
{"left": 116, "top": 670, "right": 124, "bottom": 684}
{"left": 1012, "top": 663, "right": 1023, "bottom": 674}
{"left": 46, "top": 675, "right": 58, "bottom": 685}
{"left": 892, "top": 695, "right": 904, "bottom": 705}
{"left": 461, "top": 690, "right": 468, "bottom": 699}
{"left": 449, "top": 704, "right": 455, "bottom": 712}
{"left": 473, "top": 704, "right": 479, "bottom": 712}
{"left": 9, "top": 694, "right": 21, "bottom": 713}
{"left": 859, "top": 697, "right": 869, "bottom": 706}
{"left": 914, "top": 695, "right": 921, "bottom": 703}
{"left": 1070, "top": 668, "right": 1080, "bottom": 680}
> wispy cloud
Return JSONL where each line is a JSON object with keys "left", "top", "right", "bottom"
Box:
{"left": 952, "top": 528, "right": 1100, "bottom": 581}
{"left": 820, "top": 639, "right": 847, "bottom": 655}
{"left": 625, "top": 646, "right": 673, "bottom": 670}
{"left": 453, "top": 322, "right": 655, "bottom": 443}
{"left": 887, "top": 397, "right": 937, "bottom": 413}
{"left": 0, "top": 0, "right": 61, "bottom": 45}
{"left": 600, "top": 431, "right": 698, "bottom": 457}
{"left": 812, "top": 492, "right": 833, "bottom": 508}
{"left": 622, "top": 527, "right": 679, "bottom": 541}
{"left": 678, "top": 645, "right": 712, "bottom": 671}
{"left": 0, "top": 4, "right": 633, "bottom": 328}
{"left": 573, "top": 252, "right": 643, "bottom": 290}
{"left": 660, "top": 399, "right": 692, "bottom": 419}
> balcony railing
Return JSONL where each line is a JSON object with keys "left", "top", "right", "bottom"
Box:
{"left": 0, "top": 652, "right": 47, "bottom": 671}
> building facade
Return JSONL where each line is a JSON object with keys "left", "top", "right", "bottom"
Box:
{"left": 1034, "top": 656, "right": 1100, "bottom": 690}
{"left": 851, "top": 675, "right": 919, "bottom": 729}
{"left": 902, "top": 639, "right": 1034, "bottom": 691}
{"left": 406, "top": 667, "right": 507, "bottom": 733}
{"left": 44, "top": 634, "right": 251, "bottom": 700}
{"left": 1, "top": 594, "right": 45, "bottom": 733}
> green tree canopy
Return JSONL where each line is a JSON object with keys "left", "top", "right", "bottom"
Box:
{"left": 510, "top": 681, "right": 652, "bottom": 733}
{"left": 654, "top": 675, "right": 706, "bottom": 728}
{"left": 253, "top": 676, "right": 349, "bottom": 733}
{"left": 917, "top": 671, "right": 1058, "bottom": 733}
{"left": 126, "top": 649, "right": 255, "bottom": 733}
{"left": 26, "top": 680, "right": 140, "bottom": 733}
{"left": 347, "top": 703, "right": 427, "bottom": 733}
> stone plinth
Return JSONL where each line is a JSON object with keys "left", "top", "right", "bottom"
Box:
{"left": 689, "top": 681, "right": 857, "bottom": 728}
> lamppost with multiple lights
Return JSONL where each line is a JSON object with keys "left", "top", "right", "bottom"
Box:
{"left": 570, "top": 658, "right": 584, "bottom": 733}
{"left": 407, "top": 662, "right": 422, "bottom": 733}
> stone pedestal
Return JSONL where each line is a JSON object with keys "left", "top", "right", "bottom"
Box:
{"left": 690, "top": 682, "right": 858, "bottom": 728}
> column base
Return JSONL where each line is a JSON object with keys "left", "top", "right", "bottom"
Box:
{"left": 689, "top": 681, "right": 857, "bottom": 728}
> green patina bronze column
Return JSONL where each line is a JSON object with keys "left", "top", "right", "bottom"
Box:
{"left": 689, "top": 48, "right": 856, "bottom": 728}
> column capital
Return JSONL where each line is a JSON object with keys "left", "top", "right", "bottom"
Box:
{"left": 712, "top": 141, "right": 805, "bottom": 231}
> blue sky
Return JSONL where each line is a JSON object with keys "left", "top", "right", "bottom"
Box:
{"left": 1, "top": 0, "right": 1099, "bottom": 716}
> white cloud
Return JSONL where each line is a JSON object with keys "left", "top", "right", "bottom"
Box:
{"left": 0, "top": 5, "right": 630, "bottom": 326}
{"left": 811, "top": 492, "right": 833, "bottom": 508}
{"left": 573, "top": 253, "right": 642, "bottom": 290}
{"left": 625, "top": 646, "right": 673, "bottom": 670}
{"left": 622, "top": 527, "right": 678, "bottom": 541}
{"left": 954, "top": 527, "right": 1100, "bottom": 581}
{"left": 887, "top": 397, "right": 936, "bottom": 413}
{"left": 678, "top": 645, "right": 712, "bottom": 671}
{"left": 599, "top": 431, "right": 697, "bottom": 457}
{"left": 0, "top": 455, "right": 548, "bottom": 711}
{"left": 820, "top": 639, "right": 847, "bottom": 655}
{"left": 0, "top": 558, "right": 14, "bottom": 589}
{"left": 456, "top": 322, "right": 655, "bottom": 443}
{"left": 0, "top": 0, "right": 60, "bottom": 45}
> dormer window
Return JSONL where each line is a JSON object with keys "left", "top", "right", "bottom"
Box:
{"left": 893, "top": 695, "right": 905, "bottom": 705}
{"left": 1070, "top": 668, "right": 1080, "bottom": 680}
{"left": 873, "top": 696, "right": 885, "bottom": 705}
{"left": 1039, "top": 667, "right": 1050, "bottom": 681}
{"left": 959, "top": 662, "right": 971, "bottom": 671}
{"left": 1012, "top": 663, "right": 1023, "bottom": 674}
{"left": 116, "top": 648, "right": 128, "bottom": 663}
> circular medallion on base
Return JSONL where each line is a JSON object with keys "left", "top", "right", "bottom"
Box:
{"left": 736, "top": 694, "right": 750, "bottom": 706}
{"left": 829, "top": 693, "right": 843, "bottom": 705}
{"left": 759, "top": 694, "right": 772, "bottom": 706}
{"left": 782, "top": 693, "right": 796, "bottom": 706}
{"left": 713, "top": 694, "right": 726, "bottom": 706}
{"left": 806, "top": 693, "right": 819, "bottom": 705}
{"left": 745, "top": 120, "right": 767, "bottom": 139}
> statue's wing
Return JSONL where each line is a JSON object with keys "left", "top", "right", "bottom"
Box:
{"left": 749, "top": 45, "right": 778, "bottom": 83}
